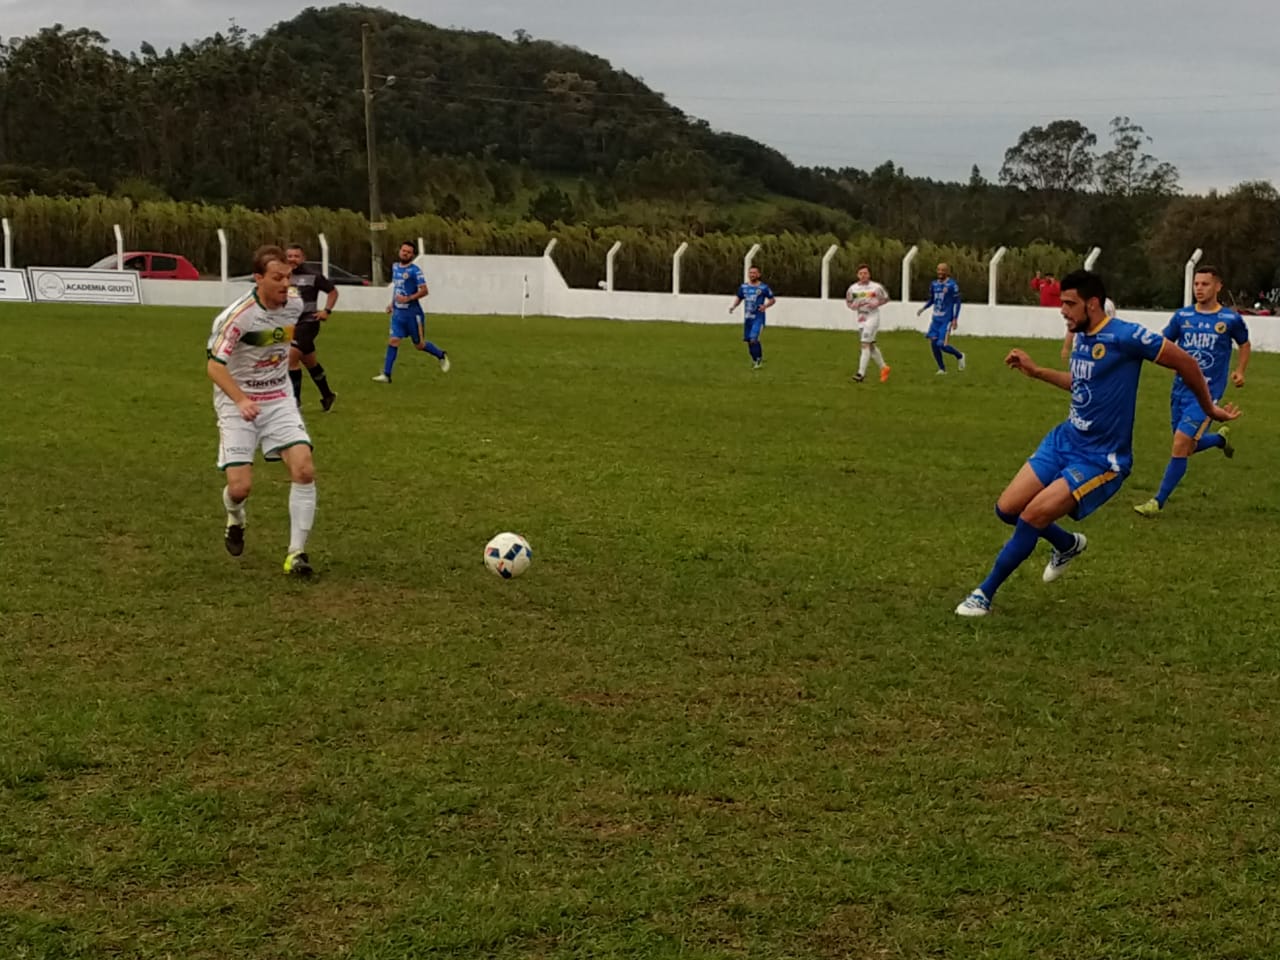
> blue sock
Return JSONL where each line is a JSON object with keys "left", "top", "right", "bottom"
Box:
{"left": 941, "top": 343, "right": 963, "bottom": 359}
{"left": 1040, "top": 523, "right": 1076, "bottom": 553}
{"left": 979, "top": 520, "right": 1041, "bottom": 600}
{"left": 1196, "top": 433, "right": 1225, "bottom": 453}
{"left": 1155, "top": 456, "right": 1188, "bottom": 507}
{"left": 749, "top": 341, "right": 763, "bottom": 362}
{"left": 930, "top": 342, "right": 945, "bottom": 370}
{"left": 422, "top": 341, "right": 445, "bottom": 360}
{"left": 383, "top": 345, "right": 398, "bottom": 377}
{"left": 995, "top": 504, "right": 1017, "bottom": 525}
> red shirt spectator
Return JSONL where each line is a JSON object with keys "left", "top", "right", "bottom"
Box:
{"left": 1031, "top": 272, "right": 1062, "bottom": 307}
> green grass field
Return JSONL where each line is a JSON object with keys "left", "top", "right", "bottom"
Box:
{"left": 3, "top": 304, "right": 1280, "bottom": 959}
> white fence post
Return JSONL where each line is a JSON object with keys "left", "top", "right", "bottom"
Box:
{"left": 217, "top": 228, "right": 228, "bottom": 284}
{"left": 987, "top": 246, "right": 1008, "bottom": 306}
{"left": 743, "top": 243, "right": 761, "bottom": 283}
{"left": 521, "top": 274, "right": 529, "bottom": 319}
{"left": 605, "top": 241, "right": 622, "bottom": 292}
{"left": 113, "top": 223, "right": 125, "bottom": 270}
{"left": 1084, "top": 246, "right": 1101, "bottom": 271}
{"left": 318, "top": 232, "right": 330, "bottom": 278}
{"left": 543, "top": 238, "right": 558, "bottom": 261}
{"left": 672, "top": 241, "right": 689, "bottom": 295}
{"left": 820, "top": 244, "right": 839, "bottom": 300}
{"left": 1, "top": 218, "right": 11, "bottom": 269}
{"left": 1184, "top": 248, "right": 1203, "bottom": 306}
{"left": 901, "top": 245, "right": 919, "bottom": 302}
{"left": 417, "top": 236, "right": 425, "bottom": 258}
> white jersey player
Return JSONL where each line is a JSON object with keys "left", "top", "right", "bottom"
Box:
{"left": 844, "top": 264, "right": 892, "bottom": 383}
{"left": 206, "top": 245, "right": 318, "bottom": 576}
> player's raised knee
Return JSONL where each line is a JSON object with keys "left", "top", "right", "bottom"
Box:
{"left": 226, "top": 477, "right": 252, "bottom": 501}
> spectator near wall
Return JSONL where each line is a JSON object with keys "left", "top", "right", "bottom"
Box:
{"left": 1031, "top": 271, "right": 1062, "bottom": 307}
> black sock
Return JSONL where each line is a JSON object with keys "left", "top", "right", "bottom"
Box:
{"left": 289, "top": 368, "right": 303, "bottom": 403}
{"left": 308, "top": 364, "right": 333, "bottom": 398}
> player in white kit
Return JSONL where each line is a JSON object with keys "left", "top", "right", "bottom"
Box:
{"left": 844, "top": 264, "right": 892, "bottom": 383}
{"left": 206, "top": 245, "right": 318, "bottom": 576}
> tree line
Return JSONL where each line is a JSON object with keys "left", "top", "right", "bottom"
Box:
{"left": 1, "top": 6, "right": 1277, "bottom": 308}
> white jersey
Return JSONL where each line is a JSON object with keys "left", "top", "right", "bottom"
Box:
{"left": 206, "top": 289, "right": 303, "bottom": 405}
{"left": 846, "top": 281, "right": 890, "bottom": 322}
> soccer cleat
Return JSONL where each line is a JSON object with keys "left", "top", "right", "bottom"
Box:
{"left": 752, "top": 359, "right": 763, "bottom": 370}
{"left": 321, "top": 392, "right": 336, "bottom": 412}
{"left": 958, "top": 353, "right": 967, "bottom": 371}
{"left": 439, "top": 352, "right": 451, "bottom": 373}
{"left": 283, "top": 551, "right": 313, "bottom": 577}
{"left": 224, "top": 519, "right": 245, "bottom": 557}
{"left": 955, "top": 589, "right": 991, "bottom": 617}
{"left": 1133, "top": 498, "right": 1162, "bottom": 519}
{"left": 852, "top": 373, "right": 865, "bottom": 383}
{"left": 879, "top": 365, "right": 891, "bottom": 383}
{"left": 935, "top": 369, "right": 947, "bottom": 376}
{"left": 1043, "top": 533, "right": 1088, "bottom": 583}
{"left": 1219, "top": 425, "right": 1234, "bottom": 459}
{"left": 371, "top": 374, "right": 391, "bottom": 383}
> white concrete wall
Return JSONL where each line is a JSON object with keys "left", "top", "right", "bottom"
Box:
{"left": 133, "top": 257, "right": 1280, "bottom": 352}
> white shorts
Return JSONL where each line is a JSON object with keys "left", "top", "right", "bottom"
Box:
{"left": 858, "top": 315, "right": 881, "bottom": 343}
{"left": 215, "top": 398, "right": 312, "bottom": 469}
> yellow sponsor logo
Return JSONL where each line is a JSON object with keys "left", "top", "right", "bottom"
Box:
{"left": 1092, "top": 343, "right": 1106, "bottom": 360}
{"left": 1215, "top": 321, "right": 1227, "bottom": 334}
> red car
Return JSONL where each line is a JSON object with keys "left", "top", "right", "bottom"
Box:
{"left": 88, "top": 251, "right": 200, "bottom": 280}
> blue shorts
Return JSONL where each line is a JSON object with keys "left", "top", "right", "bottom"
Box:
{"left": 1170, "top": 392, "right": 1214, "bottom": 439}
{"left": 390, "top": 310, "right": 424, "bottom": 342}
{"left": 1027, "top": 422, "right": 1127, "bottom": 521}
{"left": 926, "top": 317, "right": 951, "bottom": 341}
{"left": 743, "top": 315, "right": 765, "bottom": 342}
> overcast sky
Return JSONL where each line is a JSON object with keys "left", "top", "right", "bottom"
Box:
{"left": 4, "top": 0, "right": 1279, "bottom": 193}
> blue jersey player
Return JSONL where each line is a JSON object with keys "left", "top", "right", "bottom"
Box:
{"left": 1134, "top": 264, "right": 1250, "bottom": 517}
{"left": 916, "top": 262, "right": 965, "bottom": 374}
{"left": 729, "top": 266, "right": 776, "bottom": 369}
{"left": 372, "top": 241, "right": 451, "bottom": 383}
{"left": 955, "top": 270, "right": 1239, "bottom": 618}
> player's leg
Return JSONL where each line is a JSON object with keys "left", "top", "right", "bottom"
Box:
{"left": 294, "top": 322, "right": 334, "bottom": 409}
{"left": 288, "top": 344, "right": 305, "bottom": 406}
{"left": 216, "top": 412, "right": 256, "bottom": 556}
{"left": 855, "top": 342, "right": 871, "bottom": 381}
{"left": 412, "top": 316, "right": 450, "bottom": 371}
{"left": 1136, "top": 404, "right": 1201, "bottom": 516}
{"left": 865, "top": 319, "right": 889, "bottom": 381}
{"left": 940, "top": 329, "right": 965, "bottom": 368}
{"left": 375, "top": 315, "right": 406, "bottom": 381}
{"left": 746, "top": 317, "right": 764, "bottom": 368}
{"left": 927, "top": 329, "right": 946, "bottom": 373}
{"left": 261, "top": 404, "right": 316, "bottom": 576}
{"left": 280, "top": 444, "right": 316, "bottom": 577}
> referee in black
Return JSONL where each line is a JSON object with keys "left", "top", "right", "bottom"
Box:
{"left": 286, "top": 243, "right": 339, "bottom": 411}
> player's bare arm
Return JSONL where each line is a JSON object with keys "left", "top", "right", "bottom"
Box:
{"left": 207, "top": 358, "right": 260, "bottom": 421}
{"left": 1155, "top": 341, "right": 1241, "bottom": 422}
{"left": 1005, "top": 348, "right": 1072, "bottom": 391}
{"left": 1232, "top": 341, "right": 1251, "bottom": 387}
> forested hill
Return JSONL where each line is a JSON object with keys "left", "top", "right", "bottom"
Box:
{"left": 0, "top": 4, "right": 819, "bottom": 214}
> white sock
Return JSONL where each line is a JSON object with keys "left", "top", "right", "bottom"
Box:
{"left": 288, "top": 482, "right": 316, "bottom": 554}
{"left": 858, "top": 349, "right": 870, "bottom": 377}
{"left": 222, "top": 486, "right": 246, "bottom": 524}
{"left": 871, "top": 346, "right": 886, "bottom": 368}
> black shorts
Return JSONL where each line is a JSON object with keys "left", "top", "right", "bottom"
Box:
{"left": 292, "top": 318, "right": 322, "bottom": 355}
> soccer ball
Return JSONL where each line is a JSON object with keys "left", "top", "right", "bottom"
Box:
{"left": 484, "top": 532, "right": 533, "bottom": 579}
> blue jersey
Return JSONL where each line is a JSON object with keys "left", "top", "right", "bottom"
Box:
{"left": 927, "top": 278, "right": 961, "bottom": 321}
{"left": 1162, "top": 306, "right": 1248, "bottom": 402}
{"left": 1066, "top": 317, "right": 1167, "bottom": 469}
{"left": 737, "top": 281, "right": 774, "bottom": 320}
{"left": 392, "top": 262, "right": 426, "bottom": 316}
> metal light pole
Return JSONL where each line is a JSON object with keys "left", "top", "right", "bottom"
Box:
{"left": 361, "top": 22, "right": 385, "bottom": 286}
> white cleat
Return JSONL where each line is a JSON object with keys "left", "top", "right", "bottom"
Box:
{"left": 1043, "top": 533, "right": 1087, "bottom": 583}
{"left": 372, "top": 373, "right": 391, "bottom": 383}
{"left": 439, "top": 352, "right": 451, "bottom": 373}
{"left": 958, "top": 353, "right": 967, "bottom": 371}
{"left": 955, "top": 589, "right": 991, "bottom": 617}
{"left": 935, "top": 369, "right": 947, "bottom": 376}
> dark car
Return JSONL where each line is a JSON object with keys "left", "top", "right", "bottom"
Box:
{"left": 230, "top": 261, "right": 371, "bottom": 285}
